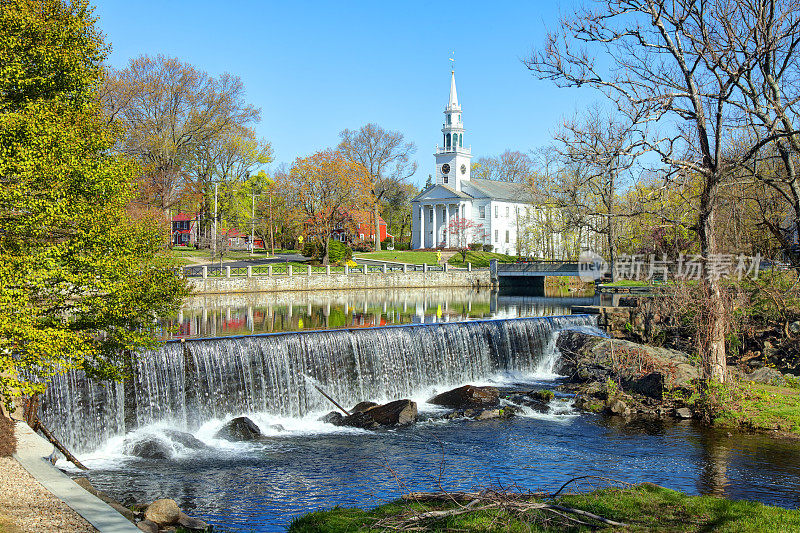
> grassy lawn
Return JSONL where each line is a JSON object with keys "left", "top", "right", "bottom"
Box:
{"left": 714, "top": 381, "right": 800, "bottom": 434}
{"left": 289, "top": 484, "right": 800, "bottom": 532}
{"left": 354, "top": 250, "right": 517, "bottom": 267}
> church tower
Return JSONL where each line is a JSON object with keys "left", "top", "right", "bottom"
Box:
{"left": 435, "top": 70, "right": 471, "bottom": 191}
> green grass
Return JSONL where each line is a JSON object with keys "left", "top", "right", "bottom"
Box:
{"left": 714, "top": 381, "right": 800, "bottom": 434}
{"left": 169, "top": 247, "right": 302, "bottom": 266}
{"left": 600, "top": 280, "right": 657, "bottom": 287}
{"left": 288, "top": 484, "right": 800, "bottom": 532}
{"left": 448, "top": 250, "right": 518, "bottom": 267}
{"left": 354, "top": 250, "right": 517, "bottom": 267}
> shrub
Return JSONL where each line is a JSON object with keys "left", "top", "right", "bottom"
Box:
{"left": 352, "top": 242, "right": 373, "bottom": 253}
{"left": 482, "top": 244, "right": 494, "bottom": 252}
{"left": 394, "top": 241, "right": 410, "bottom": 251}
{"left": 328, "top": 240, "right": 352, "bottom": 263}
{"left": 468, "top": 242, "right": 483, "bottom": 251}
{"left": 301, "top": 240, "right": 320, "bottom": 259}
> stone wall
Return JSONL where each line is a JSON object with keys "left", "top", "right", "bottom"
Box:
{"left": 186, "top": 269, "right": 492, "bottom": 294}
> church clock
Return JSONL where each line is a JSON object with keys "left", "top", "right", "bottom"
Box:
{"left": 461, "top": 164, "right": 467, "bottom": 175}
{"left": 441, "top": 163, "right": 450, "bottom": 175}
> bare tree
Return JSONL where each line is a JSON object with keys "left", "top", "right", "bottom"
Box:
{"left": 525, "top": 0, "right": 795, "bottom": 383}
{"left": 103, "top": 55, "right": 261, "bottom": 218}
{"left": 471, "top": 150, "right": 535, "bottom": 183}
{"left": 553, "top": 109, "right": 646, "bottom": 280}
{"left": 338, "top": 123, "right": 417, "bottom": 251}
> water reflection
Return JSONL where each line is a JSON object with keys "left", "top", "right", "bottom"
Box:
{"left": 164, "top": 287, "right": 611, "bottom": 338}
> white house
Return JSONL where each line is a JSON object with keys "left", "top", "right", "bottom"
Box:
{"left": 411, "top": 70, "right": 532, "bottom": 255}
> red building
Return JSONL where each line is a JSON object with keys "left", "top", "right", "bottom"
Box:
{"left": 171, "top": 213, "right": 199, "bottom": 246}
{"left": 330, "top": 209, "right": 393, "bottom": 245}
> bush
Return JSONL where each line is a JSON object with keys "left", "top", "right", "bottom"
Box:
{"left": 301, "top": 240, "right": 320, "bottom": 259}
{"left": 468, "top": 242, "right": 483, "bottom": 251}
{"left": 394, "top": 241, "right": 410, "bottom": 251}
{"left": 352, "top": 242, "right": 373, "bottom": 253}
{"left": 482, "top": 244, "right": 494, "bottom": 252}
{"left": 328, "top": 240, "right": 352, "bottom": 263}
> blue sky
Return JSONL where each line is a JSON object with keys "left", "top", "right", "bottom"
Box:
{"left": 93, "top": 0, "right": 591, "bottom": 187}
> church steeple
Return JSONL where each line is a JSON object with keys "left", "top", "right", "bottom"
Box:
{"left": 435, "top": 68, "right": 471, "bottom": 190}
{"left": 440, "top": 70, "right": 464, "bottom": 154}
{"left": 448, "top": 70, "right": 459, "bottom": 108}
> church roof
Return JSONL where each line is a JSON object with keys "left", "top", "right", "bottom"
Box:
{"left": 411, "top": 184, "right": 472, "bottom": 202}
{"left": 467, "top": 179, "right": 530, "bottom": 202}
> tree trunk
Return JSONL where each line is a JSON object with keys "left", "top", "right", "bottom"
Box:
{"left": 698, "top": 179, "right": 727, "bottom": 383}
{"left": 373, "top": 203, "right": 382, "bottom": 251}
{"left": 322, "top": 234, "right": 331, "bottom": 265}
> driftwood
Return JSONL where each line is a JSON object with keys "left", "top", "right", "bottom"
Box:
{"left": 384, "top": 481, "right": 632, "bottom": 531}
{"left": 32, "top": 420, "right": 88, "bottom": 470}
{"left": 24, "top": 395, "right": 88, "bottom": 470}
{"left": 309, "top": 383, "right": 351, "bottom": 416}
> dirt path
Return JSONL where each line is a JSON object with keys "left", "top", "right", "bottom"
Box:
{"left": 0, "top": 456, "right": 97, "bottom": 533}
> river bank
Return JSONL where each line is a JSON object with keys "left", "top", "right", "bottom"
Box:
{"left": 553, "top": 328, "right": 800, "bottom": 438}
{"left": 288, "top": 483, "right": 800, "bottom": 532}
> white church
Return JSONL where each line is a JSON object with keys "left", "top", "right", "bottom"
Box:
{"left": 411, "top": 70, "right": 532, "bottom": 255}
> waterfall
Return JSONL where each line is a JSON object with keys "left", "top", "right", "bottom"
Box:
{"left": 40, "top": 315, "right": 595, "bottom": 452}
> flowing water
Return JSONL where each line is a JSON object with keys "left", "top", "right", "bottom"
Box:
{"left": 38, "top": 296, "right": 800, "bottom": 532}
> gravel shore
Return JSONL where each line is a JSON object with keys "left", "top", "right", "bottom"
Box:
{"left": 0, "top": 456, "right": 97, "bottom": 533}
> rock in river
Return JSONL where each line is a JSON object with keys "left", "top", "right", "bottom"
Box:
{"left": 144, "top": 498, "right": 180, "bottom": 526}
{"left": 323, "top": 400, "right": 418, "bottom": 429}
{"left": 215, "top": 416, "right": 262, "bottom": 441}
{"left": 428, "top": 385, "right": 500, "bottom": 409}
{"left": 126, "top": 437, "right": 171, "bottom": 460}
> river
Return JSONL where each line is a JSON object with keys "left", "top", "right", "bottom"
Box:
{"left": 40, "top": 288, "right": 800, "bottom": 532}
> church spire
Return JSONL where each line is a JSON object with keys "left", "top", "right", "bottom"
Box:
{"left": 448, "top": 69, "right": 459, "bottom": 109}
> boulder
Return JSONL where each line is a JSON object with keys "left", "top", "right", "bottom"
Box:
{"left": 270, "top": 424, "right": 285, "bottom": 432}
{"left": 675, "top": 407, "right": 693, "bottom": 419}
{"left": 340, "top": 399, "right": 418, "bottom": 428}
{"left": 127, "top": 438, "right": 171, "bottom": 460}
{"left": 163, "top": 430, "right": 207, "bottom": 450}
{"left": 144, "top": 499, "right": 180, "bottom": 526}
{"left": 475, "top": 409, "right": 502, "bottom": 420}
{"left": 178, "top": 511, "right": 211, "bottom": 531}
{"left": 428, "top": 385, "right": 499, "bottom": 409}
{"left": 528, "top": 389, "right": 555, "bottom": 402}
{"left": 606, "top": 398, "right": 630, "bottom": 417}
{"left": 744, "top": 367, "right": 785, "bottom": 386}
{"left": 556, "top": 330, "right": 698, "bottom": 395}
{"left": 319, "top": 411, "right": 344, "bottom": 425}
{"left": 214, "top": 416, "right": 262, "bottom": 441}
{"left": 136, "top": 520, "right": 159, "bottom": 533}
{"left": 351, "top": 401, "right": 378, "bottom": 413}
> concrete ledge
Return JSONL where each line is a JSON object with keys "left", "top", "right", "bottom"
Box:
{"left": 13, "top": 422, "right": 140, "bottom": 533}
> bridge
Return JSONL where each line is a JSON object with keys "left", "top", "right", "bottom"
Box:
{"left": 491, "top": 260, "right": 583, "bottom": 292}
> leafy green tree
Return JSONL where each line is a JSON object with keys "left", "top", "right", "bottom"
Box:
{"left": 0, "top": 0, "right": 188, "bottom": 407}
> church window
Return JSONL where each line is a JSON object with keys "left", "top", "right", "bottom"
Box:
{"left": 494, "top": 230, "right": 498, "bottom": 242}
{"left": 494, "top": 206, "right": 498, "bottom": 218}
{"left": 447, "top": 114, "right": 451, "bottom": 125}
{"left": 505, "top": 230, "right": 510, "bottom": 243}
{"left": 443, "top": 176, "right": 448, "bottom": 183}
{"left": 479, "top": 206, "right": 485, "bottom": 219}
{"left": 505, "top": 206, "right": 509, "bottom": 217}
{"left": 446, "top": 134, "right": 451, "bottom": 148}
{"left": 459, "top": 135, "right": 463, "bottom": 148}
{"left": 429, "top": 209, "right": 433, "bottom": 223}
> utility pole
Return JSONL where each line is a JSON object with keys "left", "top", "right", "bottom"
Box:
{"left": 212, "top": 182, "right": 218, "bottom": 260}
{"left": 269, "top": 191, "right": 275, "bottom": 256}
{"left": 251, "top": 189, "right": 256, "bottom": 256}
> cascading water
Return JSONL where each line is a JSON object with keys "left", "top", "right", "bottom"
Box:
{"left": 40, "top": 315, "right": 596, "bottom": 452}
